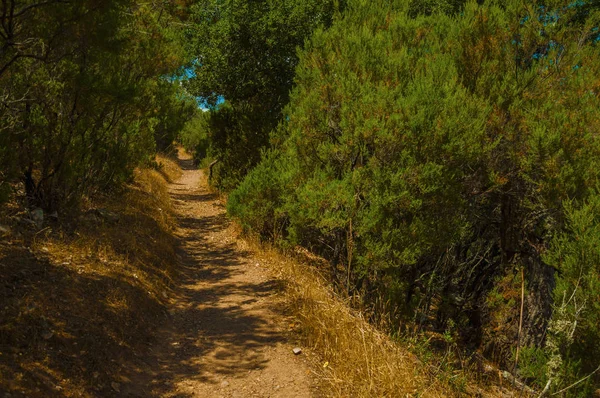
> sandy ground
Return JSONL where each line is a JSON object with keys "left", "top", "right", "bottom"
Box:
{"left": 123, "top": 150, "right": 317, "bottom": 397}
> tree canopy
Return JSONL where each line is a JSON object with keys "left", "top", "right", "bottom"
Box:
{"left": 0, "top": 0, "right": 196, "bottom": 210}
{"left": 183, "top": 0, "right": 343, "bottom": 189}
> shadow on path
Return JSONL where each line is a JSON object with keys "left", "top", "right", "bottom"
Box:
{"left": 124, "top": 154, "right": 287, "bottom": 397}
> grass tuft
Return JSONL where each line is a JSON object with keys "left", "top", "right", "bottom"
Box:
{"left": 155, "top": 153, "right": 183, "bottom": 183}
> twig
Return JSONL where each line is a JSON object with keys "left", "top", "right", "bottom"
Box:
{"left": 537, "top": 378, "right": 552, "bottom": 397}
{"left": 34, "top": 226, "right": 51, "bottom": 236}
{"left": 514, "top": 266, "right": 525, "bottom": 378}
{"left": 550, "top": 364, "right": 600, "bottom": 396}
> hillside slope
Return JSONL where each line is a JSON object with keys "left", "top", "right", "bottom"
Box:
{"left": 0, "top": 151, "right": 316, "bottom": 397}
{"left": 1, "top": 149, "right": 523, "bottom": 397}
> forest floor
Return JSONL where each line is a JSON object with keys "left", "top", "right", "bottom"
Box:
{"left": 123, "top": 150, "right": 317, "bottom": 397}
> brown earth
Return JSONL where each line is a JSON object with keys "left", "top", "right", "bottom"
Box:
{"left": 123, "top": 150, "right": 316, "bottom": 397}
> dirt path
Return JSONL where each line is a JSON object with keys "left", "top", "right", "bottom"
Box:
{"left": 126, "top": 152, "right": 316, "bottom": 397}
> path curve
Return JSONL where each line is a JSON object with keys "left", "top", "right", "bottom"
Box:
{"left": 127, "top": 151, "right": 316, "bottom": 397}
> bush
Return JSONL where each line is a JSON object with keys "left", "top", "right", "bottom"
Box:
{"left": 202, "top": 103, "right": 270, "bottom": 190}
{"left": 229, "top": 0, "right": 600, "bottom": 393}
{"left": 184, "top": 0, "right": 343, "bottom": 189}
{"left": 179, "top": 111, "right": 212, "bottom": 163}
{"left": 0, "top": 1, "right": 191, "bottom": 210}
{"left": 227, "top": 150, "right": 289, "bottom": 240}
{"left": 540, "top": 194, "right": 600, "bottom": 394}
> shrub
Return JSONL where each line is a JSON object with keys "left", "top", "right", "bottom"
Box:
{"left": 229, "top": 1, "right": 600, "bottom": 393}
{"left": 179, "top": 111, "right": 212, "bottom": 163}
{"left": 227, "top": 150, "right": 289, "bottom": 240}
{"left": 0, "top": 1, "right": 191, "bottom": 210}
{"left": 540, "top": 194, "right": 600, "bottom": 395}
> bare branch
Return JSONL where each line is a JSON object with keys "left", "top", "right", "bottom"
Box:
{"left": 551, "top": 364, "right": 600, "bottom": 396}
{"left": 11, "top": 0, "right": 71, "bottom": 19}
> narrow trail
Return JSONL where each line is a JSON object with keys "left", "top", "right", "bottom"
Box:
{"left": 127, "top": 151, "right": 316, "bottom": 397}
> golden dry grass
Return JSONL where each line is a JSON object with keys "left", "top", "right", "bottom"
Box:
{"left": 245, "top": 237, "right": 524, "bottom": 397}
{"left": 0, "top": 156, "right": 181, "bottom": 397}
{"left": 245, "top": 241, "right": 450, "bottom": 398}
{"left": 156, "top": 153, "right": 183, "bottom": 183}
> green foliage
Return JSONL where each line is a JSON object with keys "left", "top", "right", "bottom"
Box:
{"left": 0, "top": 0, "right": 193, "bottom": 210}
{"left": 540, "top": 194, "right": 600, "bottom": 395}
{"left": 154, "top": 82, "right": 198, "bottom": 152}
{"left": 184, "top": 0, "right": 343, "bottom": 188}
{"left": 408, "top": 0, "right": 467, "bottom": 17}
{"left": 229, "top": 0, "right": 600, "bottom": 393}
{"left": 203, "top": 103, "right": 274, "bottom": 190}
{"left": 516, "top": 346, "right": 549, "bottom": 388}
{"left": 227, "top": 151, "right": 290, "bottom": 240}
{"left": 179, "top": 111, "right": 212, "bottom": 163}
{"left": 186, "top": 0, "right": 341, "bottom": 108}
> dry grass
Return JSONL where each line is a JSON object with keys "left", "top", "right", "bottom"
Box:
{"left": 245, "top": 239, "right": 523, "bottom": 398}
{"left": 156, "top": 153, "right": 183, "bottom": 183}
{"left": 0, "top": 156, "right": 181, "bottom": 397}
{"left": 0, "top": 150, "right": 516, "bottom": 397}
{"left": 244, "top": 241, "right": 448, "bottom": 398}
